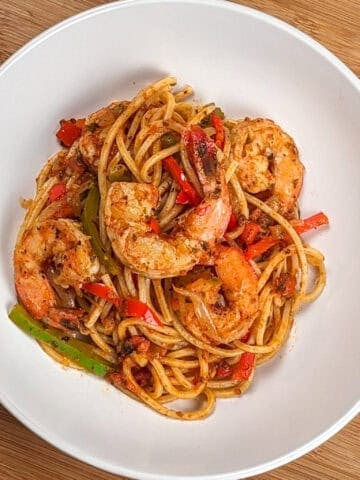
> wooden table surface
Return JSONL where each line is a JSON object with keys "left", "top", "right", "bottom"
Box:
{"left": 1, "top": 0, "right": 359, "bottom": 479}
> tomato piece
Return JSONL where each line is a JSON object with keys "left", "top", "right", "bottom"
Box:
{"left": 129, "top": 335, "right": 151, "bottom": 354}
{"left": 240, "top": 221, "right": 262, "bottom": 245}
{"left": 133, "top": 367, "right": 152, "bottom": 387}
{"left": 108, "top": 372, "right": 123, "bottom": 386}
{"left": 273, "top": 273, "right": 296, "bottom": 298}
{"left": 210, "top": 113, "right": 225, "bottom": 149}
{"left": 56, "top": 119, "right": 83, "bottom": 147}
{"left": 216, "top": 361, "right": 232, "bottom": 378}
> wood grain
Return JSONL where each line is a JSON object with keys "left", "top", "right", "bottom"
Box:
{"left": 0, "top": 1, "right": 359, "bottom": 479}
{"left": 235, "top": 0, "right": 360, "bottom": 77}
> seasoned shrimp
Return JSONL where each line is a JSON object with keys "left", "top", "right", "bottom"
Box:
{"left": 230, "top": 118, "right": 304, "bottom": 216}
{"left": 79, "top": 101, "right": 128, "bottom": 170}
{"left": 105, "top": 126, "right": 231, "bottom": 278}
{"left": 14, "top": 219, "right": 99, "bottom": 330}
{"left": 175, "top": 246, "right": 258, "bottom": 344}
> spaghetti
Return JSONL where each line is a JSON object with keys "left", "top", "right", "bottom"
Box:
{"left": 10, "top": 77, "right": 328, "bottom": 420}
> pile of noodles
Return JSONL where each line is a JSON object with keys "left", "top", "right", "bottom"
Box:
{"left": 15, "top": 77, "right": 326, "bottom": 419}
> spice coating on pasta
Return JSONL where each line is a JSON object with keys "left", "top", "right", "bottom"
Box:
{"left": 10, "top": 77, "right": 329, "bottom": 420}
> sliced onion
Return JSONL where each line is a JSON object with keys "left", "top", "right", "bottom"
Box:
{"left": 44, "top": 263, "right": 76, "bottom": 308}
{"left": 37, "top": 197, "right": 67, "bottom": 223}
{"left": 173, "top": 285, "right": 218, "bottom": 335}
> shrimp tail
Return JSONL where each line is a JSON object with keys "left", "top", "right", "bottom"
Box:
{"left": 183, "top": 126, "right": 218, "bottom": 194}
{"left": 47, "top": 307, "right": 84, "bottom": 331}
{"left": 14, "top": 219, "right": 98, "bottom": 331}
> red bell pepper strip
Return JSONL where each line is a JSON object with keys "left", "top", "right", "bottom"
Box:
{"left": 163, "top": 156, "right": 201, "bottom": 206}
{"left": 48, "top": 183, "right": 67, "bottom": 203}
{"left": 240, "top": 329, "right": 251, "bottom": 343}
{"left": 245, "top": 236, "right": 279, "bottom": 260}
{"left": 82, "top": 282, "right": 122, "bottom": 307}
{"left": 210, "top": 113, "right": 225, "bottom": 150}
{"left": 124, "top": 299, "right": 163, "bottom": 327}
{"left": 292, "top": 212, "right": 329, "bottom": 235}
{"left": 216, "top": 361, "right": 232, "bottom": 379}
{"left": 243, "top": 213, "right": 328, "bottom": 260}
{"left": 56, "top": 118, "right": 84, "bottom": 147}
{"left": 176, "top": 190, "right": 191, "bottom": 205}
{"left": 240, "top": 221, "right": 262, "bottom": 245}
{"left": 82, "top": 283, "right": 163, "bottom": 327}
{"left": 227, "top": 212, "right": 238, "bottom": 231}
{"left": 270, "top": 212, "right": 329, "bottom": 243}
{"left": 232, "top": 352, "right": 256, "bottom": 380}
{"left": 149, "top": 217, "right": 161, "bottom": 234}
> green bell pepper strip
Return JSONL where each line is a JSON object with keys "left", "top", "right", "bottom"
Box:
{"left": 9, "top": 304, "right": 114, "bottom": 377}
{"left": 199, "top": 107, "right": 225, "bottom": 128}
{"left": 108, "top": 164, "right": 132, "bottom": 183}
{"left": 108, "top": 170, "right": 131, "bottom": 182}
{"left": 82, "top": 182, "right": 99, "bottom": 221}
{"left": 81, "top": 185, "right": 119, "bottom": 275}
{"left": 160, "top": 132, "right": 180, "bottom": 149}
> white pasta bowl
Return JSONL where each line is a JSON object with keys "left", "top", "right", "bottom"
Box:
{"left": 0, "top": 1, "right": 359, "bottom": 479}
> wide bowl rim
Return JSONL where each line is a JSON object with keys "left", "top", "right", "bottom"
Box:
{"left": 1, "top": 1, "right": 359, "bottom": 479}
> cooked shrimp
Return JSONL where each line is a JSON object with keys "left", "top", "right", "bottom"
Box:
{"left": 175, "top": 246, "right": 258, "bottom": 344}
{"left": 230, "top": 118, "right": 304, "bottom": 216}
{"left": 14, "top": 219, "right": 99, "bottom": 330}
{"left": 79, "top": 101, "right": 128, "bottom": 170}
{"left": 105, "top": 126, "right": 231, "bottom": 278}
